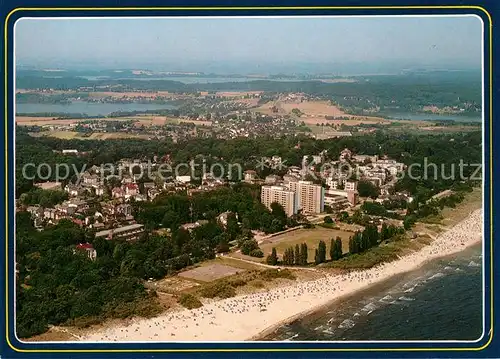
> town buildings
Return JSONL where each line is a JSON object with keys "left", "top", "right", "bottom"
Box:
{"left": 95, "top": 223, "right": 145, "bottom": 241}
{"left": 34, "top": 181, "right": 62, "bottom": 191}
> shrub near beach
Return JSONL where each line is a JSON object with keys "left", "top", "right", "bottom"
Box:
{"left": 178, "top": 294, "right": 203, "bottom": 309}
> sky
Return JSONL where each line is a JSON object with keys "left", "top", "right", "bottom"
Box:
{"left": 15, "top": 16, "right": 483, "bottom": 74}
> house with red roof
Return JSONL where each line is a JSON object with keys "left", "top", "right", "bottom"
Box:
{"left": 75, "top": 243, "right": 97, "bottom": 261}
{"left": 123, "top": 183, "right": 139, "bottom": 196}
{"left": 112, "top": 187, "right": 125, "bottom": 199}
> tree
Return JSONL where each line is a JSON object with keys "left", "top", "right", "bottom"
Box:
{"left": 381, "top": 223, "right": 390, "bottom": 241}
{"left": 215, "top": 236, "right": 231, "bottom": 253}
{"left": 314, "top": 248, "right": 321, "bottom": 265}
{"left": 241, "top": 239, "right": 260, "bottom": 255}
{"left": 294, "top": 244, "right": 301, "bottom": 266}
{"left": 270, "top": 202, "right": 287, "bottom": 221}
{"left": 335, "top": 237, "right": 343, "bottom": 259}
{"left": 172, "top": 228, "right": 191, "bottom": 249}
{"left": 317, "top": 240, "right": 327, "bottom": 264}
{"left": 350, "top": 231, "right": 363, "bottom": 254}
{"left": 329, "top": 238, "right": 335, "bottom": 260}
{"left": 289, "top": 246, "right": 295, "bottom": 265}
{"left": 249, "top": 249, "right": 264, "bottom": 258}
{"left": 225, "top": 212, "right": 241, "bottom": 241}
{"left": 266, "top": 247, "right": 278, "bottom": 265}
{"left": 338, "top": 211, "right": 349, "bottom": 222}
{"left": 352, "top": 209, "right": 363, "bottom": 225}
{"left": 283, "top": 247, "right": 295, "bottom": 266}
{"left": 330, "top": 237, "right": 342, "bottom": 261}
{"left": 324, "top": 216, "right": 333, "bottom": 224}
{"left": 357, "top": 180, "right": 380, "bottom": 199}
{"left": 282, "top": 248, "right": 288, "bottom": 265}
{"left": 360, "top": 230, "right": 369, "bottom": 252}
{"left": 404, "top": 215, "right": 417, "bottom": 230}
{"left": 300, "top": 243, "right": 308, "bottom": 265}
{"left": 162, "top": 210, "right": 180, "bottom": 229}
{"left": 363, "top": 224, "right": 379, "bottom": 248}
{"left": 361, "top": 201, "right": 388, "bottom": 217}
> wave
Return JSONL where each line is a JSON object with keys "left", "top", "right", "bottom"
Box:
{"left": 338, "top": 319, "right": 356, "bottom": 329}
{"left": 361, "top": 302, "right": 377, "bottom": 314}
{"left": 284, "top": 333, "right": 299, "bottom": 341}
{"left": 379, "top": 295, "right": 396, "bottom": 304}
{"left": 398, "top": 296, "right": 415, "bottom": 302}
{"left": 428, "top": 272, "right": 445, "bottom": 280}
{"left": 403, "top": 282, "right": 416, "bottom": 289}
{"left": 468, "top": 261, "right": 481, "bottom": 267}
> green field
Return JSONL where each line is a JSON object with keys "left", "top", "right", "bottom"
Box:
{"left": 259, "top": 227, "right": 352, "bottom": 262}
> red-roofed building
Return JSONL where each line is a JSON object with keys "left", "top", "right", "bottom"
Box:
{"left": 75, "top": 243, "right": 97, "bottom": 260}
{"left": 123, "top": 183, "right": 139, "bottom": 196}
{"left": 112, "top": 187, "right": 124, "bottom": 199}
{"left": 72, "top": 218, "right": 84, "bottom": 227}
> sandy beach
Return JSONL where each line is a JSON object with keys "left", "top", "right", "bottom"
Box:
{"left": 80, "top": 208, "right": 483, "bottom": 342}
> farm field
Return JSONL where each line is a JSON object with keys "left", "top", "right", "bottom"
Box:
{"left": 216, "top": 91, "right": 263, "bottom": 97}
{"left": 88, "top": 91, "right": 175, "bottom": 98}
{"left": 130, "top": 116, "right": 212, "bottom": 127}
{"left": 29, "top": 130, "right": 152, "bottom": 140}
{"left": 16, "top": 116, "right": 134, "bottom": 126}
{"left": 17, "top": 115, "right": 212, "bottom": 128}
{"left": 255, "top": 99, "right": 389, "bottom": 124}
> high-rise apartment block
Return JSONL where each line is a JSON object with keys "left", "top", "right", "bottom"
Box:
{"left": 286, "top": 180, "right": 324, "bottom": 214}
{"left": 260, "top": 186, "right": 298, "bottom": 217}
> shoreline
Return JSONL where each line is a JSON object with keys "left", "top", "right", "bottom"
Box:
{"left": 251, "top": 239, "right": 482, "bottom": 341}
{"left": 73, "top": 208, "right": 482, "bottom": 343}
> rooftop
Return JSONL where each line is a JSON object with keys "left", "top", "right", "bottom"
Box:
{"left": 95, "top": 223, "right": 144, "bottom": 238}
{"left": 76, "top": 243, "right": 94, "bottom": 250}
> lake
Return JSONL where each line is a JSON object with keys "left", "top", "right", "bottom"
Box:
{"left": 382, "top": 112, "right": 482, "bottom": 122}
{"left": 79, "top": 76, "right": 315, "bottom": 84}
{"left": 16, "top": 101, "right": 177, "bottom": 117}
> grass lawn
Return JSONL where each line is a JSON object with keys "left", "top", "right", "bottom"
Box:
{"left": 440, "top": 187, "right": 482, "bottom": 227}
{"left": 324, "top": 235, "right": 430, "bottom": 270}
{"left": 259, "top": 227, "right": 352, "bottom": 263}
{"left": 202, "top": 256, "right": 265, "bottom": 271}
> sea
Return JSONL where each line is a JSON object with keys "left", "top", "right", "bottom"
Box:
{"left": 260, "top": 243, "right": 483, "bottom": 341}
